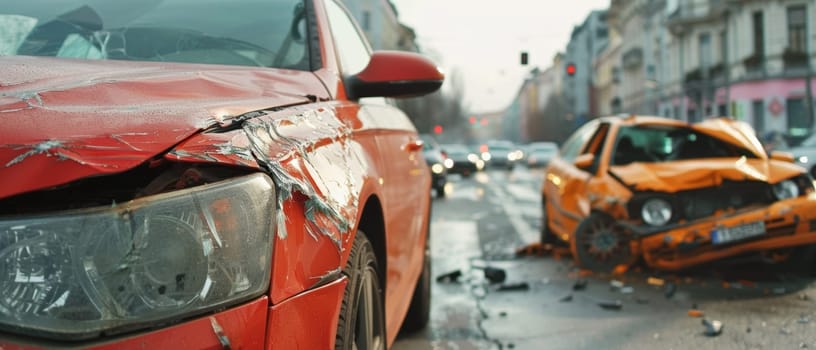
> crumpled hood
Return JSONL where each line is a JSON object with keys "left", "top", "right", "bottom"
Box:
{"left": 0, "top": 56, "right": 329, "bottom": 199}
{"left": 609, "top": 158, "right": 805, "bottom": 193}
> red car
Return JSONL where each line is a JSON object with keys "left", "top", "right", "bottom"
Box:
{"left": 0, "top": 0, "right": 442, "bottom": 349}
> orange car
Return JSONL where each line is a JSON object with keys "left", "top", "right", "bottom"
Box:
{"left": 0, "top": 0, "right": 441, "bottom": 348}
{"left": 542, "top": 115, "right": 816, "bottom": 271}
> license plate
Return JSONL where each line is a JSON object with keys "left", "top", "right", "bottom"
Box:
{"left": 711, "top": 221, "right": 766, "bottom": 245}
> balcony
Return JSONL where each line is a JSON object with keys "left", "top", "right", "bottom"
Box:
{"left": 783, "top": 48, "right": 810, "bottom": 72}
{"left": 668, "top": 0, "right": 726, "bottom": 35}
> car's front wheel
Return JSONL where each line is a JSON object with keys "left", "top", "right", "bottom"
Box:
{"left": 570, "top": 212, "right": 636, "bottom": 272}
{"left": 335, "top": 231, "right": 386, "bottom": 350}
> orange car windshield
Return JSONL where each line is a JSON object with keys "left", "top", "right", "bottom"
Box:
{"left": 612, "top": 125, "right": 757, "bottom": 166}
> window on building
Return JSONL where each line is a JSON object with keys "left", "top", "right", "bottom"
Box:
{"left": 787, "top": 6, "right": 807, "bottom": 52}
{"left": 752, "top": 11, "right": 764, "bottom": 57}
{"left": 787, "top": 98, "right": 810, "bottom": 136}
{"left": 719, "top": 31, "right": 728, "bottom": 66}
{"left": 752, "top": 100, "right": 765, "bottom": 134}
{"left": 718, "top": 104, "right": 727, "bottom": 117}
{"left": 699, "top": 33, "right": 712, "bottom": 71}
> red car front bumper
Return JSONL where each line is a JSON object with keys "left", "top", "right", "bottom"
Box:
{"left": 0, "top": 278, "right": 347, "bottom": 350}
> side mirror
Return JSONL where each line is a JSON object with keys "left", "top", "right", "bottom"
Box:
{"left": 770, "top": 150, "right": 795, "bottom": 163}
{"left": 347, "top": 50, "right": 444, "bottom": 99}
{"left": 574, "top": 153, "right": 595, "bottom": 169}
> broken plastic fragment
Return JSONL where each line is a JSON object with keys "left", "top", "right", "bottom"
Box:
{"left": 610, "top": 280, "right": 625, "bottom": 290}
{"left": 612, "top": 264, "right": 629, "bottom": 275}
{"left": 688, "top": 309, "right": 704, "bottom": 318}
{"left": 598, "top": 300, "right": 623, "bottom": 311}
{"left": 497, "top": 282, "right": 530, "bottom": 292}
{"left": 559, "top": 294, "right": 573, "bottom": 302}
{"left": 436, "top": 269, "right": 462, "bottom": 283}
{"left": 702, "top": 319, "right": 723, "bottom": 337}
{"left": 572, "top": 279, "right": 588, "bottom": 291}
{"left": 664, "top": 282, "right": 677, "bottom": 299}
{"left": 647, "top": 277, "right": 665, "bottom": 286}
{"left": 482, "top": 267, "right": 507, "bottom": 284}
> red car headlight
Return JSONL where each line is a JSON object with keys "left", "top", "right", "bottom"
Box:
{"left": 0, "top": 174, "right": 275, "bottom": 340}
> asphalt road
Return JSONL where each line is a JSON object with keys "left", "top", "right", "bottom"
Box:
{"left": 392, "top": 166, "right": 816, "bottom": 350}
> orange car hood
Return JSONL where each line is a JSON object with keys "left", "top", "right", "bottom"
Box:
{"left": 609, "top": 158, "right": 804, "bottom": 193}
{"left": 0, "top": 56, "right": 328, "bottom": 199}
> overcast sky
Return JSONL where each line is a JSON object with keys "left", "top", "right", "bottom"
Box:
{"left": 390, "top": 0, "right": 609, "bottom": 113}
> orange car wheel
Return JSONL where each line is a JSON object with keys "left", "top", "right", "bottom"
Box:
{"left": 571, "top": 213, "right": 636, "bottom": 273}
{"left": 335, "top": 231, "right": 386, "bottom": 350}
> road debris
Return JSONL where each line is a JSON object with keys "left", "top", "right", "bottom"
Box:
{"left": 559, "top": 294, "right": 574, "bottom": 302}
{"left": 497, "top": 282, "right": 530, "bottom": 291}
{"left": 702, "top": 319, "right": 723, "bottom": 337}
{"left": 610, "top": 280, "right": 625, "bottom": 290}
{"left": 664, "top": 282, "right": 677, "bottom": 299}
{"left": 612, "top": 264, "right": 629, "bottom": 275}
{"left": 688, "top": 309, "right": 704, "bottom": 318}
{"left": 798, "top": 316, "right": 811, "bottom": 324}
{"left": 482, "top": 267, "right": 507, "bottom": 284}
{"left": 436, "top": 269, "right": 463, "bottom": 283}
{"left": 620, "top": 286, "right": 634, "bottom": 294}
{"left": 647, "top": 277, "right": 665, "bottom": 286}
{"left": 598, "top": 300, "right": 623, "bottom": 311}
{"left": 573, "top": 279, "right": 588, "bottom": 291}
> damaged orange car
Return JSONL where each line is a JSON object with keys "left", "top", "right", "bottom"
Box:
{"left": 542, "top": 115, "right": 816, "bottom": 272}
{"left": 0, "top": 0, "right": 442, "bottom": 349}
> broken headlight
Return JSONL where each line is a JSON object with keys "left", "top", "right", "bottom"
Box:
{"left": 641, "top": 198, "right": 672, "bottom": 226}
{"left": 772, "top": 179, "right": 799, "bottom": 200}
{"left": 0, "top": 173, "right": 274, "bottom": 340}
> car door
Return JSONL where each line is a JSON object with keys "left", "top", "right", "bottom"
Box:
{"left": 545, "top": 120, "right": 609, "bottom": 237}
{"left": 324, "top": 0, "right": 429, "bottom": 333}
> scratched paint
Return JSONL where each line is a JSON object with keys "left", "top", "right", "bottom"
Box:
{"left": 241, "top": 104, "right": 365, "bottom": 249}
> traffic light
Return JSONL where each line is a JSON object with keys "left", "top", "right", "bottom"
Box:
{"left": 566, "top": 63, "right": 576, "bottom": 76}
{"left": 433, "top": 125, "right": 443, "bottom": 134}
{"left": 469, "top": 116, "right": 477, "bottom": 124}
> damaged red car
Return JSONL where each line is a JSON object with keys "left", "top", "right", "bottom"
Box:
{"left": 542, "top": 115, "right": 816, "bottom": 272}
{"left": 0, "top": 0, "right": 442, "bottom": 348}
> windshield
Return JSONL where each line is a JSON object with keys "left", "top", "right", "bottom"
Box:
{"left": 0, "top": 0, "right": 309, "bottom": 69}
{"left": 612, "top": 125, "right": 757, "bottom": 166}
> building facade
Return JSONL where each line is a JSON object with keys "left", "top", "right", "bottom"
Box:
{"left": 563, "top": 10, "right": 610, "bottom": 126}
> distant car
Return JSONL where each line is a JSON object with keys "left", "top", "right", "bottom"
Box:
{"left": 542, "top": 115, "right": 816, "bottom": 272}
{"left": 788, "top": 133, "right": 816, "bottom": 178}
{"left": 420, "top": 134, "right": 449, "bottom": 197}
{"left": 0, "top": 0, "right": 442, "bottom": 348}
{"left": 486, "top": 140, "right": 523, "bottom": 170}
{"left": 441, "top": 144, "right": 484, "bottom": 177}
{"left": 525, "top": 141, "right": 559, "bottom": 168}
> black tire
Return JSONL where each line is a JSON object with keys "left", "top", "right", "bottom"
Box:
{"left": 401, "top": 229, "right": 431, "bottom": 332}
{"left": 540, "top": 197, "right": 557, "bottom": 244}
{"left": 570, "top": 212, "right": 636, "bottom": 273}
{"left": 335, "top": 231, "right": 386, "bottom": 350}
{"left": 435, "top": 185, "right": 446, "bottom": 198}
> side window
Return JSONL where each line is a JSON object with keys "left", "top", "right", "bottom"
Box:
{"left": 325, "top": 0, "right": 371, "bottom": 76}
{"left": 584, "top": 123, "right": 610, "bottom": 174}
{"left": 560, "top": 120, "right": 599, "bottom": 162}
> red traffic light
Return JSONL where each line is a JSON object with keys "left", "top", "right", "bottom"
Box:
{"left": 433, "top": 125, "right": 443, "bottom": 134}
{"left": 566, "top": 63, "right": 576, "bottom": 76}
{"left": 469, "top": 116, "right": 477, "bottom": 124}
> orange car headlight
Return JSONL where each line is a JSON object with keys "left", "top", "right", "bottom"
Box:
{"left": 641, "top": 198, "right": 673, "bottom": 226}
{"left": 0, "top": 174, "right": 275, "bottom": 340}
{"left": 772, "top": 180, "right": 799, "bottom": 200}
